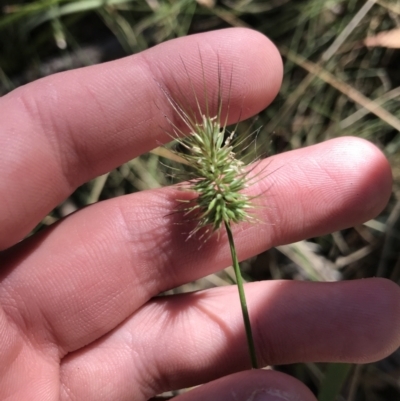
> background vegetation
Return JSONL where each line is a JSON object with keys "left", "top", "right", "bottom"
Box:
{"left": 1, "top": 0, "right": 400, "bottom": 400}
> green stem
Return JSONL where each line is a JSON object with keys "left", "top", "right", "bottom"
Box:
{"left": 224, "top": 221, "right": 258, "bottom": 369}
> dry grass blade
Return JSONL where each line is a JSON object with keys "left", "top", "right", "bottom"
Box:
{"left": 335, "top": 245, "right": 375, "bottom": 269}
{"left": 276, "top": 241, "right": 341, "bottom": 282}
{"left": 87, "top": 173, "right": 110, "bottom": 204}
{"left": 281, "top": 46, "right": 400, "bottom": 133}
{"left": 321, "top": 0, "right": 377, "bottom": 61}
{"left": 151, "top": 147, "right": 189, "bottom": 165}
{"left": 340, "top": 86, "right": 400, "bottom": 129}
{"left": 266, "top": 0, "right": 376, "bottom": 134}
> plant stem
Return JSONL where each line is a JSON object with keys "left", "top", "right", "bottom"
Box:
{"left": 224, "top": 221, "right": 258, "bottom": 369}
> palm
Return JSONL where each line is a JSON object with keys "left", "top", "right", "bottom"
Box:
{"left": 1, "top": 29, "right": 399, "bottom": 401}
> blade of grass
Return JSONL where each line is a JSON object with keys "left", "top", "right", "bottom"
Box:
{"left": 321, "top": 0, "right": 377, "bottom": 61}
{"left": 276, "top": 241, "right": 340, "bottom": 282}
{"left": 340, "top": 86, "right": 400, "bottom": 130}
{"left": 87, "top": 173, "right": 110, "bottom": 204}
{"left": 266, "top": 0, "right": 377, "bottom": 134}
{"left": 318, "top": 363, "right": 352, "bottom": 401}
{"left": 281, "top": 46, "right": 400, "bottom": 133}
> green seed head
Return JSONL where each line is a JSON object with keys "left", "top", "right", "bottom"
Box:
{"left": 171, "top": 112, "right": 253, "bottom": 238}
{"left": 159, "top": 61, "right": 255, "bottom": 240}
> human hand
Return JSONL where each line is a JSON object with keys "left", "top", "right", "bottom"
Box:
{"left": 1, "top": 28, "right": 399, "bottom": 401}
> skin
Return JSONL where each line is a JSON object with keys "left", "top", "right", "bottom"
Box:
{"left": 0, "top": 28, "right": 399, "bottom": 401}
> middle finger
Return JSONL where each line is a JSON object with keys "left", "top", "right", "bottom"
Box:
{"left": 0, "top": 136, "right": 391, "bottom": 354}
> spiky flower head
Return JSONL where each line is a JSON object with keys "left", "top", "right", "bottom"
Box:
{"left": 176, "top": 113, "right": 251, "bottom": 236}
{"left": 159, "top": 63, "right": 254, "bottom": 239}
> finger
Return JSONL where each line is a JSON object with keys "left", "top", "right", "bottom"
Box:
{"left": 1, "top": 137, "right": 392, "bottom": 354}
{"left": 60, "top": 278, "right": 400, "bottom": 400}
{"left": 159, "top": 371, "right": 316, "bottom": 401}
{"left": 0, "top": 28, "right": 282, "bottom": 250}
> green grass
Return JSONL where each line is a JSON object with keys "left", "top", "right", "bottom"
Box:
{"left": 1, "top": 1, "right": 400, "bottom": 400}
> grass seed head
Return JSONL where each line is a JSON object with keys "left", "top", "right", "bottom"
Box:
{"left": 160, "top": 58, "right": 256, "bottom": 240}
{"left": 180, "top": 115, "right": 252, "bottom": 234}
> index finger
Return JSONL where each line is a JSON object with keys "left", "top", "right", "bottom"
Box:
{"left": 0, "top": 28, "right": 283, "bottom": 250}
